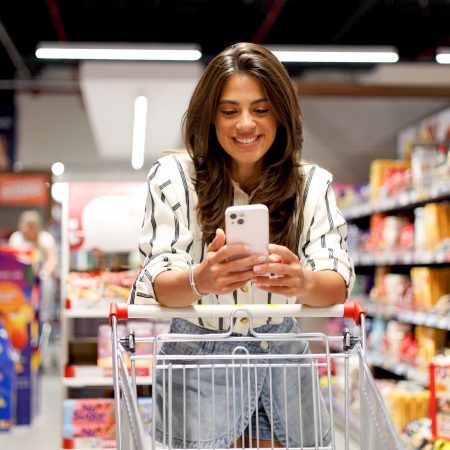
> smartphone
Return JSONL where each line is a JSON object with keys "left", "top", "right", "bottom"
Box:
{"left": 225, "top": 204, "right": 269, "bottom": 261}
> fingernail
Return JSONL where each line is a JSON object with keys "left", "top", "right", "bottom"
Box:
{"left": 253, "top": 265, "right": 262, "bottom": 272}
{"left": 257, "top": 255, "right": 266, "bottom": 263}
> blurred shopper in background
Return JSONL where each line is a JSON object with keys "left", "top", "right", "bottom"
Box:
{"left": 9, "top": 210, "right": 57, "bottom": 324}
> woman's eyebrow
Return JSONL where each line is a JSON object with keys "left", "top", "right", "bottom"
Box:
{"left": 218, "top": 97, "right": 268, "bottom": 105}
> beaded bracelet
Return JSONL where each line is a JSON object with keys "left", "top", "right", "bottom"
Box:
{"left": 188, "top": 261, "right": 208, "bottom": 297}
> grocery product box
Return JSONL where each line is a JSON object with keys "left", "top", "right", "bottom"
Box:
{"left": 62, "top": 437, "right": 116, "bottom": 449}
{"left": 0, "top": 319, "right": 15, "bottom": 431}
{"left": 63, "top": 398, "right": 115, "bottom": 425}
{"left": 0, "top": 251, "right": 39, "bottom": 425}
{"left": 138, "top": 397, "right": 153, "bottom": 434}
{"left": 429, "top": 359, "right": 450, "bottom": 440}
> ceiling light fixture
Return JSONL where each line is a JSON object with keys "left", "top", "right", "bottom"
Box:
{"left": 267, "top": 45, "right": 399, "bottom": 63}
{"left": 436, "top": 47, "right": 450, "bottom": 64}
{"left": 35, "top": 42, "right": 202, "bottom": 61}
{"left": 51, "top": 161, "right": 65, "bottom": 176}
{"left": 131, "top": 96, "right": 148, "bottom": 170}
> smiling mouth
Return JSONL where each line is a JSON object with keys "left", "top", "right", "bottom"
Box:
{"left": 234, "top": 136, "right": 258, "bottom": 144}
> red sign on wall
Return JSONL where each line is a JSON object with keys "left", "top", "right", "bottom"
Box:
{"left": 0, "top": 174, "right": 49, "bottom": 207}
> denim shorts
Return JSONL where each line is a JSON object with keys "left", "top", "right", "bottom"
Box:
{"left": 153, "top": 318, "right": 332, "bottom": 448}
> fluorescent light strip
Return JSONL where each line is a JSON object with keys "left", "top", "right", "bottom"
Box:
{"left": 267, "top": 46, "right": 399, "bottom": 63}
{"left": 132, "top": 96, "right": 148, "bottom": 170}
{"left": 436, "top": 47, "right": 450, "bottom": 64}
{"left": 35, "top": 43, "right": 202, "bottom": 61}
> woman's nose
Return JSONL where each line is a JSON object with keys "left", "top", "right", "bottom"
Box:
{"left": 236, "top": 112, "right": 255, "bottom": 131}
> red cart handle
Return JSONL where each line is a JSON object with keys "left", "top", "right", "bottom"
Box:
{"left": 109, "top": 302, "right": 129, "bottom": 326}
{"left": 343, "top": 300, "right": 366, "bottom": 325}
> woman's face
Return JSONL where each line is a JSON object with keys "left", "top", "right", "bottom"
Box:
{"left": 214, "top": 73, "right": 277, "bottom": 181}
{"left": 21, "top": 221, "right": 39, "bottom": 242}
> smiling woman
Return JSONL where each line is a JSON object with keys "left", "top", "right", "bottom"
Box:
{"left": 214, "top": 73, "right": 278, "bottom": 188}
{"left": 129, "top": 42, "right": 355, "bottom": 448}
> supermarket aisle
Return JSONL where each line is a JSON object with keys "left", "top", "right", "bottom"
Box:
{"left": 0, "top": 370, "right": 358, "bottom": 450}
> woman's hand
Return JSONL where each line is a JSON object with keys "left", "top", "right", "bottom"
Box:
{"left": 251, "top": 243, "right": 311, "bottom": 298}
{"left": 194, "top": 228, "right": 269, "bottom": 295}
{"left": 251, "top": 243, "right": 347, "bottom": 305}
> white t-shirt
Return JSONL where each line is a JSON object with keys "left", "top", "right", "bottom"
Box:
{"left": 9, "top": 230, "right": 56, "bottom": 266}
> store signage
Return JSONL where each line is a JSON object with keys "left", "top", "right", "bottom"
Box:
{"left": 68, "top": 182, "right": 146, "bottom": 252}
{"left": 0, "top": 173, "right": 49, "bottom": 206}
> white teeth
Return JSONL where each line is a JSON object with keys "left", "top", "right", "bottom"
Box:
{"left": 236, "top": 137, "right": 257, "bottom": 144}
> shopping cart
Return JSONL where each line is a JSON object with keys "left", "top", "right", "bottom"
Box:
{"left": 109, "top": 301, "right": 405, "bottom": 450}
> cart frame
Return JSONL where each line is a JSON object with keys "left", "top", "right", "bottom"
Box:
{"left": 109, "top": 301, "right": 404, "bottom": 450}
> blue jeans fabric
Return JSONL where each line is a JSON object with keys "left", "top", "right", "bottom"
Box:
{"left": 153, "top": 318, "right": 332, "bottom": 448}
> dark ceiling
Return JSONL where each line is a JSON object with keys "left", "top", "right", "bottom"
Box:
{"left": 0, "top": 0, "right": 450, "bottom": 83}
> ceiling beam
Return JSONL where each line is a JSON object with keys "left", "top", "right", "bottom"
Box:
{"left": 294, "top": 82, "right": 450, "bottom": 97}
{"left": 0, "top": 20, "right": 31, "bottom": 79}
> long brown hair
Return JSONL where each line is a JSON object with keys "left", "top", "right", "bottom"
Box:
{"left": 183, "top": 42, "right": 305, "bottom": 252}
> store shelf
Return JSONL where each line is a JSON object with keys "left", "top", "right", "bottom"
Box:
{"left": 366, "top": 351, "right": 429, "bottom": 386}
{"left": 352, "top": 249, "right": 450, "bottom": 266}
{"left": 342, "top": 181, "right": 450, "bottom": 220}
{"left": 63, "top": 376, "right": 152, "bottom": 387}
{"left": 63, "top": 307, "right": 110, "bottom": 319}
{"left": 361, "top": 298, "right": 450, "bottom": 331}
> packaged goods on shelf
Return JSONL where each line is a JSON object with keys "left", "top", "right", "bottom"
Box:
{"left": 383, "top": 381, "right": 430, "bottom": 432}
{"left": 411, "top": 146, "right": 447, "bottom": 192}
{"left": 0, "top": 250, "right": 40, "bottom": 426}
{"left": 62, "top": 397, "right": 152, "bottom": 448}
{"left": 62, "top": 437, "right": 116, "bottom": 449}
{"left": 374, "top": 272, "right": 413, "bottom": 308}
{"left": 411, "top": 267, "right": 450, "bottom": 309}
{"left": 351, "top": 273, "right": 374, "bottom": 297}
{"left": 415, "top": 327, "right": 447, "bottom": 369}
{"left": 365, "top": 213, "right": 415, "bottom": 253}
{"left": 429, "top": 354, "right": 450, "bottom": 441}
{"left": 97, "top": 320, "right": 170, "bottom": 369}
{"left": 138, "top": 397, "right": 153, "bottom": 434}
{"left": 369, "top": 267, "right": 414, "bottom": 310}
{"left": 63, "top": 422, "right": 116, "bottom": 439}
{"left": 422, "top": 203, "right": 450, "bottom": 251}
{"left": 63, "top": 398, "right": 116, "bottom": 445}
{"left": 66, "top": 269, "right": 137, "bottom": 309}
{"left": 0, "top": 319, "right": 15, "bottom": 431}
{"left": 333, "top": 182, "right": 369, "bottom": 210}
{"left": 97, "top": 323, "right": 127, "bottom": 368}
{"left": 401, "top": 417, "right": 434, "bottom": 450}
{"left": 369, "top": 159, "right": 411, "bottom": 202}
{"left": 430, "top": 296, "right": 450, "bottom": 316}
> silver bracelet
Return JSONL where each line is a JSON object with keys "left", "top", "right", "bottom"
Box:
{"left": 188, "top": 261, "right": 208, "bottom": 297}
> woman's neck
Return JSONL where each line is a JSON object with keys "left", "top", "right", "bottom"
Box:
{"left": 231, "top": 164, "right": 261, "bottom": 195}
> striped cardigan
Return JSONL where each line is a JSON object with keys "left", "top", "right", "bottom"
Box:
{"left": 129, "top": 153, "right": 354, "bottom": 333}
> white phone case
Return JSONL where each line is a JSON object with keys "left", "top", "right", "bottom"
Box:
{"left": 225, "top": 204, "right": 269, "bottom": 257}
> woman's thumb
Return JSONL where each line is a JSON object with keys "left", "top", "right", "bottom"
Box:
{"left": 208, "top": 228, "right": 225, "bottom": 252}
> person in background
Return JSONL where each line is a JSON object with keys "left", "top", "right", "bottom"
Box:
{"left": 9, "top": 210, "right": 57, "bottom": 323}
{"left": 130, "top": 42, "right": 355, "bottom": 448}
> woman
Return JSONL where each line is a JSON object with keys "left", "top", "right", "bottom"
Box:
{"left": 130, "top": 42, "right": 354, "bottom": 448}
{"left": 9, "top": 210, "right": 57, "bottom": 324}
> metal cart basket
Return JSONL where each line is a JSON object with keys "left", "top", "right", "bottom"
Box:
{"left": 109, "top": 301, "right": 405, "bottom": 450}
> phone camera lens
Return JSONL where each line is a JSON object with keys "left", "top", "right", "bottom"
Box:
{"left": 237, "top": 218, "right": 244, "bottom": 224}
{"left": 230, "top": 213, "right": 237, "bottom": 219}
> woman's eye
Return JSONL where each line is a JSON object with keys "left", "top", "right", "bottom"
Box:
{"left": 220, "top": 110, "right": 236, "bottom": 116}
{"left": 255, "top": 108, "right": 269, "bottom": 114}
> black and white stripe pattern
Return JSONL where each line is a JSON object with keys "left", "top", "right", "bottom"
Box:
{"left": 129, "top": 154, "right": 355, "bottom": 331}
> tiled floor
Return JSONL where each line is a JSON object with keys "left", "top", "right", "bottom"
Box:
{"left": 1, "top": 369, "right": 359, "bottom": 450}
